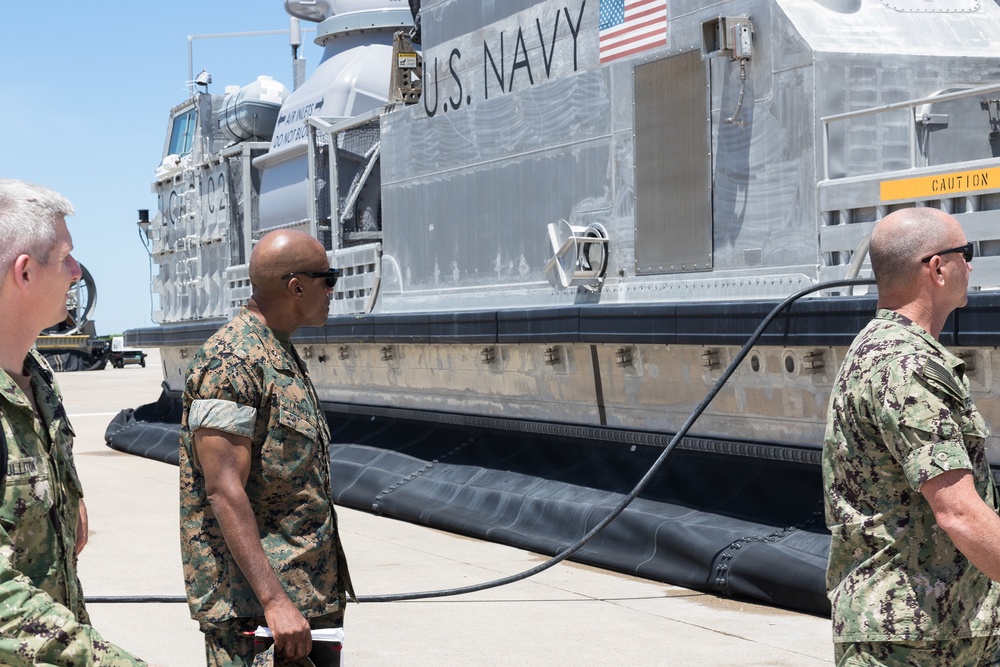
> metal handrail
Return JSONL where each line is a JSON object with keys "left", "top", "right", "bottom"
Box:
{"left": 306, "top": 109, "right": 386, "bottom": 249}
{"left": 820, "top": 82, "right": 1000, "bottom": 180}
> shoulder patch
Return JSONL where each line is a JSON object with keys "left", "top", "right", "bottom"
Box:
{"left": 921, "top": 358, "right": 964, "bottom": 401}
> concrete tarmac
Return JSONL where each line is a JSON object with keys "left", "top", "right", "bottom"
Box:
{"left": 61, "top": 348, "right": 834, "bottom": 666}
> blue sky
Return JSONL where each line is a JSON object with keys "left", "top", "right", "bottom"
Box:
{"left": 0, "top": 2, "right": 320, "bottom": 335}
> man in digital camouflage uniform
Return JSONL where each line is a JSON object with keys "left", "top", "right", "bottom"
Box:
{"left": 824, "top": 207, "right": 1000, "bottom": 666}
{"left": 0, "top": 179, "right": 147, "bottom": 665}
{"left": 180, "top": 229, "right": 353, "bottom": 667}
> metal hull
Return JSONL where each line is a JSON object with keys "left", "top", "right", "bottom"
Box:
{"left": 117, "top": 0, "right": 1000, "bottom": 613}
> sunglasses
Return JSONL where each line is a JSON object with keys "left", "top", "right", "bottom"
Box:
{"left": 281, "top": 268, "right": 341, "bottom": 288}
{"left": 920, "top": 242, "right": 974, "bottom": 264}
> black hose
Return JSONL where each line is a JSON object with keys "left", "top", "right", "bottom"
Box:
{"left": 86, "top": 277, "right": 876, "bottom": 606}
{"left": 86, "top": 595, "right": 185, "bottom": 603}
{"left": 356, "top": 277, "right": 874, "bottom": 602}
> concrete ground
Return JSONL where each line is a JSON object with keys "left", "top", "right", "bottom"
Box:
{"left": 61, "top": 348, "right": 834, "bottom": 666}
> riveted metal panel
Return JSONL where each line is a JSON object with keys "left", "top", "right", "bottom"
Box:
{"left": 634, "top": 50, "right": 712, "bottom": 275}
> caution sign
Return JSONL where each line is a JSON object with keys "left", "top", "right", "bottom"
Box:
{"left": 880, "top": 167, "right": 1000, "bottom": 202}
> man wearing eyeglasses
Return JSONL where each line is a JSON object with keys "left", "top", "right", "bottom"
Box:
{"left": 179, "top": 229, "right": 353, "bottom": 666}
{"left": 824, "top": 207, "right": 1000, "bottom": 666}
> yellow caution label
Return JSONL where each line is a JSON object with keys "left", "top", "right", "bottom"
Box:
{"left": 880, "top": 167, "right": 1000, "bottom": 202}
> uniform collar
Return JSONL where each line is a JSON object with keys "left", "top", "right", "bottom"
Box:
{"left": 236, "top": 307, "right": 301, "bottom": 374}
{"left": 0, "top": 366, "right": 28, "bottom": 409}
{"left": 0, "top": 349, "right": 51, "bottom": 409}
{"left": 875, "top": 308, "right": 964, "bottom": 371}
{"left": 0, "top": 349, "right": 67, "bottom": 436}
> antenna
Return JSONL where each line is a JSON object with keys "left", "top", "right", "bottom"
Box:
{"left": 185, "top": 26, "right": 316, "bottom": 97}
{"left": 291, "top": 18, "right": 306, "bottom": 90}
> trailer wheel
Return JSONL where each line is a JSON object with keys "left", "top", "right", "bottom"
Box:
{"left": 53, "top": 264, "right": 98, "bottom": 335}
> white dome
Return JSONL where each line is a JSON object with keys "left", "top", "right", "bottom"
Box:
{"left": 285, "top": 0, "right": 404, "bottom": 22}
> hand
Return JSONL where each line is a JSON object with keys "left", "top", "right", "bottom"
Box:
{"left": 75, "top": 499, "right": 89, "bottom": 556}
{"left": 263, "top": 597, "right": 311, "bottom": 661}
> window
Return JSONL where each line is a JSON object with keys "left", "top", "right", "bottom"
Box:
{"left": 167, "top": 107, "right": 197, "bottom": 156}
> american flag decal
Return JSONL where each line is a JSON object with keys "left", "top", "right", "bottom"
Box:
{"left": 599, "top": 0, "right": 668, "bottom": 64}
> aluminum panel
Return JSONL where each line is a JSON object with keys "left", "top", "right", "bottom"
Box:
{"left": 383, "top": 56, "right": 608, "bottom": 184}
{"left": 379, "top": 68, "right": 615, "bottom": 305}
{"left": 634, "top": 50, "right": 712, "bottom": 274}
{"left": 259, "top": 156, "right": 309, "bottom": 229}
{"left": 778, "top": 0, "right": 1000, "bottom": 55}
{"left": 420, "top": 0, "right": 591, "bottom": 58}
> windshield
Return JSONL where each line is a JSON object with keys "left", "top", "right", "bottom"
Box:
{"left": 167, "top": 106, "right": 197, "bottom": 156}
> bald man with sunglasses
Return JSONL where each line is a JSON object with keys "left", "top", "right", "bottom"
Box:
{"left": 824, "top": 208, "right": 1000, "bottom": 666}
{"left": 179, "top": 229, "right": 353, "bottom": 667}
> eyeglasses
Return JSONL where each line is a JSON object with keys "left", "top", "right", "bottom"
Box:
{"left": 920, "top": 242, "right": 974, "bottom": 264}
{"left": 281, "top": 268, "right": 340, "bottom": 288}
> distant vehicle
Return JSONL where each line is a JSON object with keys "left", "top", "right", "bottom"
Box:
{"left": 108, "top": 336, "right": 146, "bottom": 369}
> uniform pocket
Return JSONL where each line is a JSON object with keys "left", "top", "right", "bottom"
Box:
{"left": 0, "top": 457, "right": 55, "bottom": 575}
{"left": 0, "top": 457, "right": 53, "bottom": 525}
{"left": 276, "top": 399, "right": 319, "bottom": 442}
{"left": 261, "top": 398, "right": 321, "bottom": 482}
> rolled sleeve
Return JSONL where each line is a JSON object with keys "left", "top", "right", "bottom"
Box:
{"left": 899, "top": 426, "right": 973, "bottom": 491}
{"left": 189, "top": 398, "right": 256, "bottom": 439}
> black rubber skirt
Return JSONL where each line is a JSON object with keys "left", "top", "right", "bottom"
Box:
{"left": 106, "top": 399, "right": 831, "bottom": 616}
